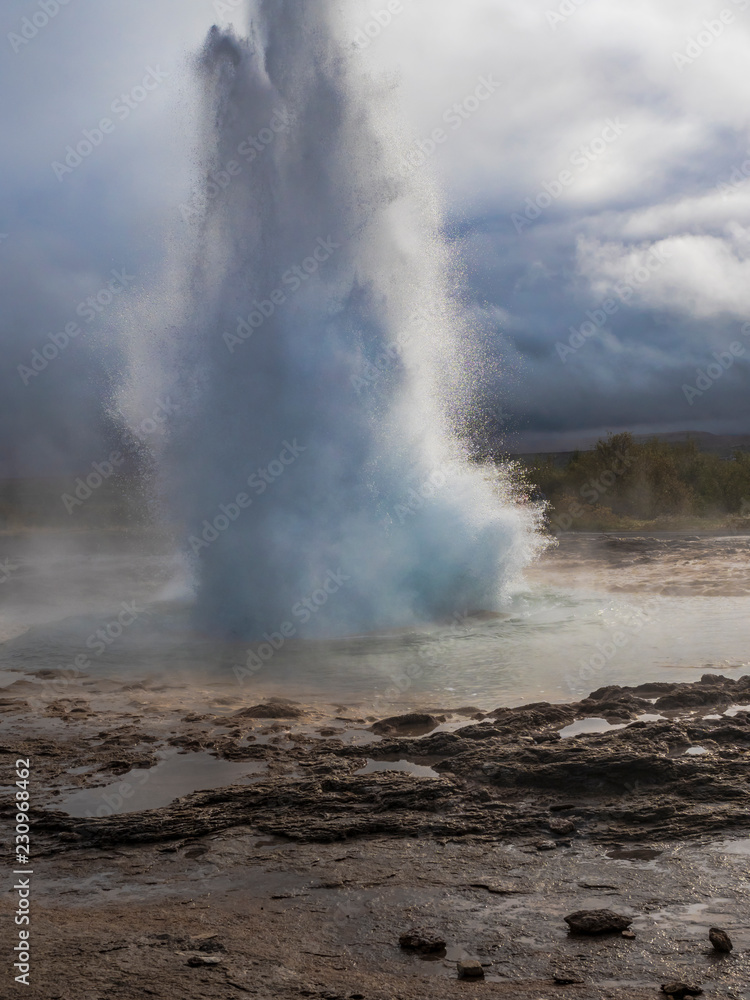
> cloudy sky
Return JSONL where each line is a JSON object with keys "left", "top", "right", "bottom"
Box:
{"left": 3, "top": 0, "right": 750, "bottom": 473}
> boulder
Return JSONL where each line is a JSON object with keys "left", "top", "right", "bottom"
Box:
{"left": 549, "top": 817, "right": 576, "bottom": 835}
{"left": 708, "top": 927, "right": 733, "bottom": 953}
{"left": 660, "top": 984, "right": 702, "bottom": 999}
{"left": 457, "top": 959, "right": 484, "bottom": 980}
{"left": 564, "top": 909, "right": 633, "bottom": 934}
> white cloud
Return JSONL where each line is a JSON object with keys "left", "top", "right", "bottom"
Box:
{"left": 576, "top": 231, "right": 750, "bottom": 320}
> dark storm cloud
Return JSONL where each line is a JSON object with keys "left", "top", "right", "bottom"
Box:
{"left": 2, "top": 0, "right": 750, "bottom": 470}
{"left": 0, "top": 0, "right": 211, "bottom": 474}
{"left": 383, "top": 0, "right": 750, "bottom": 450}
{"left": 458, "top": 209, "right": 750, "bottom": 449}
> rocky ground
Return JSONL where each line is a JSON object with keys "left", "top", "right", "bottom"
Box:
{"left": 2, "top": 671, "right": 750, "bottom": 999}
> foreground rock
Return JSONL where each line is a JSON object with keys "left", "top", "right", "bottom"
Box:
{"left": 565, "top": 909, "right": 633, "bottom": 934}
{"left": 660, "top": 984, "right": 703, "bottom": 999}
{"left": 370, "top": 712, "right": 443, "bottom": 736}
{"left": 223, "top": 701, "right": 305, "bottom": 719}
{"left": 536, "top": 839, "right": 557, "bottom": 851}
{"left": 708, "top": 926, "right": 733, "bottom": 952}
{"left": 398, "top": 927, "right": 446, "bottom": 954}
{"left": 186, "top": 954, "right": 222, "bottom": 967}
{"left": 549, "top": 817, "right": 576, "bottom": 835}
{"left": 457, "top": 959, "right": 484, "bottom": 979}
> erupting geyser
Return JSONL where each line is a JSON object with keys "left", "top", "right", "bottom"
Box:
{"left": 119, "top": 0, "right": 545, "bottom": 639}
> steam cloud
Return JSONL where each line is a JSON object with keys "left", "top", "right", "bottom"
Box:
{"left": 118, "top": 1, "right": 544, "bottom": 639}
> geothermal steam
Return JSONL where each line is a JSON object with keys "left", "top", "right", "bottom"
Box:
{"left": 119, "top": 1, "right": 544, "bottom": 638}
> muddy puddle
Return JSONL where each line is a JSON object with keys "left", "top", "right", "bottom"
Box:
{"left": 559, "top": 717, "right": 627, "bottom": 737}
{"left": 56, "top": 751, "right": 268, "bottom": 817}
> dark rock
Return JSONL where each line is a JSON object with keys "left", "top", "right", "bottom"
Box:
{"left": 37, "top": 676, "right": 750, "bottom": 850}
{"left": 398, "top": 927, "right": 446, "bottom": 953}
{"left": 460, "top": 724, "right": 503, "bottom": 740}
{"left": 390, "top": 731, "right": 463, "bottom": 756}
{"left": 579, "top": 695, "right": 651, "bottom": 717}
{"left": 371, "top": 713, "right": 442, "bottom": 736}
{"left": 709, "top": 927, "right": 733, "bottom": 953}
{"left": 0, "top": 697, "right": 30, "bottom": 713}
{"left": 536, "top": 840, "right": 557, "bottom": 851}
{"left": 553, "top": 971, "right": 584, "bottom": 985}
{"left": 490, "top": 702, "right": 577, "bottom": 730}
{"left": 230, "top": 703, "right": 305, "bottom": 719}
{"left": 549, "top": 817, "right": 576, "bottom": 835}
{"left": 655, "top": 689, "right": 732, "bottom": 711}
{"left": 587, "top": 685, "right": 626, "bottom": 701}
{"left": 186, "top": 954, "right": 222, "bottom": 967}
{"left": 457, "top": 959, "right": 484, "bottom": 979}
{"left": 695, "top": 725, "right": 750, "bottom": 744}
{"left": 631, "top": 682, "right": 679, "bottom": 697}
{"left": 660, "top": 983, "right": 702, "bottom": 998}
{"left": 564, "top": 909, "right": 633, "bottom": 934}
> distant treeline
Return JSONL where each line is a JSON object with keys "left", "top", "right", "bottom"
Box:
{"left": 521, "top": 433, "right": 750, "bottom": 530}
